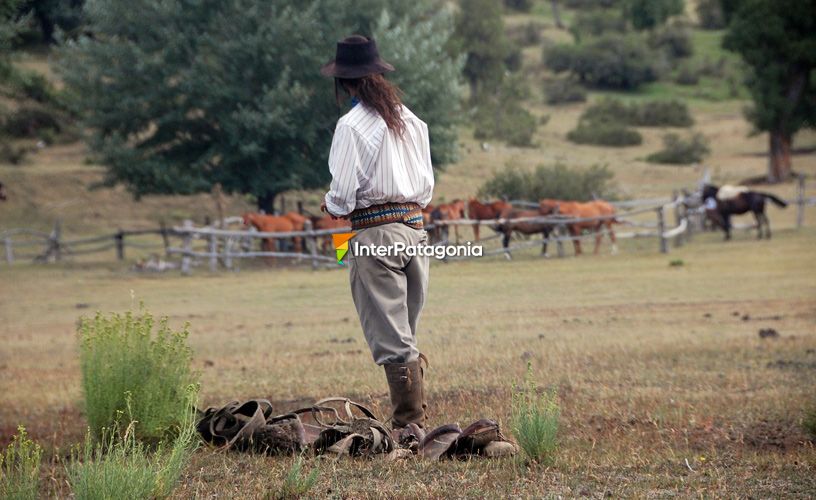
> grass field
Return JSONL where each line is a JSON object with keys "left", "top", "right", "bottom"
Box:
{"left": 1, "top": 227, "right": 814, "bottom": 497}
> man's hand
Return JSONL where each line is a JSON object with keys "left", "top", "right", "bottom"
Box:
{"left": 320, "top": 200, "right": 341, "bottom": 220}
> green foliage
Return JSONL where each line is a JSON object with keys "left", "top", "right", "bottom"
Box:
{"left": 567, "top": 120, "right": 642, "bottom": 146}
{"left": 503, "top": 0, "right": 534, "bottom": 12}
{"left": 804, "top": 404, "right": 816, "bottom": 440}
{"left": 623, "top": 0, "right": 685, "bottom": 30}
{"left": 78, "top": 308, "right": 199, "bottom": 443}
{"left": 479, "top": 163, "right": 615, "bottom": 202}
{"left": 674, "top": 64, "right": 700, "bottom": 85}
{"left": 2, "top": 105, "right": 61, "bottom": 138}
{"left": 67, "top": 416, "right": 197, "bottom": 500}
{"left": 455, "top": 0, "right": 514, "bottom": 96}
{"left": 272, "top": 455, "right": 320, "bottom": 500}
{"left": 544, "top": 78, "right": 587, "bottom": 105}
{"left": 510, "top": 21, "right": 544, "bottom": 47}
{"left": 696, "top": 0, "right": 726, "bottom": 29}
{"left": 544, "top": 34, "right": 657, "bottom": 90}
{"left": 0, "top": 426, "right": 42, "bottom": 500}
{"left": 58, "top": 0, "right": 462, "bottom": 210}
{"left": 511, "top": 363, "right": 560, "bottom": 465}
{"left": 723, "top": 0, "right": 816, "bottom": 138}
{"left": 473, "top": 76, "right": 538, "bottom": 147}
{"left": 0, "top": 140, "right": 28, "bottom": 164}
{"left": 646, "top": 132, "right": 710, "bottom": 164}
{"left": 581, "top": 98, "right": 694, "bottom": 127}
{"left": 648, "top": 24, "right": 693, "bottom": 59}
{"left": 16, "top": 0, "right": 85, "bottom": 44}
{"left": 563, "top": 0, "right": 621, "bottom": 7}
{"left": 569, "top": 9, "right": 627, "bottom": 42}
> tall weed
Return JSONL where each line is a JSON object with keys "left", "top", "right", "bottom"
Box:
{"left": 511, "top": 364, "right": 560, "bottom": 465}
{"left": 0, "top": 426, "right": 42, "bottom": 500}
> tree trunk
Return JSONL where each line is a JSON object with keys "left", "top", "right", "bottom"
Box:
{"left": 551, "top": 1, "right": 565, "bottom": 29}
{"left": 768, "top": 129, "right": 792, "bottom": 183}
{"left": 257, "top": 192, "right": 276, "bottom": 213}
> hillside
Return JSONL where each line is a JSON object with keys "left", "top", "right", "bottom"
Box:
{"left": 1, "top": 4, "right": 815, "bottom": 238}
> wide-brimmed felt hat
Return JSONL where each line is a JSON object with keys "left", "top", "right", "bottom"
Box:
{"left": 320, "top": 35, "right": 395, "bottom": 79}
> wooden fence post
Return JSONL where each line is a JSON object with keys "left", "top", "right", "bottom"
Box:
{"left": 224, "top": 236, "right": 234, "bottom": 271}
{"left": 160, "top": 220, "right": 171, "bottom": 257}
{"left": 50, "top": 220, "right": 62, "bottom": 261}
{"left": 796, "top": 174, "right": 805, "bottom": 229}
{"left": 115, "top": 229, "right": 125, "bottom": 260}
{"left": 304, "top": 220, "right": 319, "bottom": 270}
{"left": 181, "top": 219, "right": 193, "bottom": 275}
{"left": 556, "top": 224, "right": 565, "bottom": 258}
{"left": 672, "top": 192, "right": 683, "bottom": 248}
{"left": 4, "top": 237, "right": 13, "bottom": 264}
{"left": 657, "top": 206, "right": 668, "bottom": 254}
{"left": 208, "top": 231, "right": 217, "bottom": 272}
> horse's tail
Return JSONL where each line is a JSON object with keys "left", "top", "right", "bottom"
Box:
{"left": 759, "top": 192, "right": 788, "bottom": 208}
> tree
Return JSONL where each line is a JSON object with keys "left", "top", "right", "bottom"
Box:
{"left": 17, "top": 0, "right": 85, "bottom": 44}
{"left": 623, "top": 0, "right": 684, "bottom": 30}
{"left": 724, "top": 0, "right": 816, "bottom": 181}
{"left": 454, "top": 0, "right": 511, "bottom": 97}
{"left": 57, "top": 0, "right": 462, "bottom": 211}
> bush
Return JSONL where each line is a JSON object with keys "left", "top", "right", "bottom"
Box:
{"left": 696, "top": 0, "right": 726, "bottom": 29}
{"left": 569, "top": 9, "right": 628, "bottom": 42}
{"left": 67, "top": 416, "right": 197, "bottom": 500}
{"left": 479, "top": 163, "right": 616, "bottom": 202}
{"left": 544, "top": 34, "right": 657, "bottom": 90}
{"left": 648, "top": 25, "right": 693, "bottom": 59}
{"left": 563, "top": 0, "right": 621, "bottom": 7}
{"left": 512, "top": 22, "right": 543, "bottom": 47}
{"left": 646, "top": 132, "right": 710, "bottom": 164}
{"left": 0, "top": 141, "right": 28, "bottom": 165}
{"left": 503, "top": 0, "right": 534, "bottom": 12}
{"left": 674, "top": 64, "right": 700, "bottom": 85}
{"left": 623, "top": 0, "right": 685, "bottom": 30}
{"left": 543, "top": 78, "right": 587, "bottom": 105}
{"left": 2, "top": 106, "right": 61, "bottom": 138}
{"left": 473, "top": 76, "right": 537, "bottom": 147}
{"left": 581, "top": 98, "right": 693, "bottom": 127}
{"left": 511, "top": 363, "right": 560, "bottom": 465}
{"left": 805, "top": 405, "right": 816, "bottom": 440}
{"left": 0, "top": 426, "right": 42, "bottom": 500}
{"left": 567, "top": 120, "right": 643, "bottom": 146}
{"left": 78, "top": 308, "right": 200, "bottom": 443}
{"left": 274, "top": 455, "right": 319, "bottom": 500}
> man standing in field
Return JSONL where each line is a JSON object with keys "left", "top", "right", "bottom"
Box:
{"left": 319, "top": 35, "right": 435, "bottom": 432}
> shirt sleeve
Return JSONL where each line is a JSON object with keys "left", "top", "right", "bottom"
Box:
{"left": 418, "top": 122, "right": 434, "bottom": 209}
{"left": 324, "top": 123, "right": 362, "bottom": 217}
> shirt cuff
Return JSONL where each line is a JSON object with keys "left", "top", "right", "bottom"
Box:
{"left": 324, "top": 193, "right": 353, "bottom": 217}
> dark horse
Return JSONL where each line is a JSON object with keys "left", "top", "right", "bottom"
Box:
{"left": 702, "top": 184, "right": 787, "bottom": 240}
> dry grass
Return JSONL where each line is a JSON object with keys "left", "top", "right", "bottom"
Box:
{"left": 0, "top": 228, "right": 814, "bottom": 497}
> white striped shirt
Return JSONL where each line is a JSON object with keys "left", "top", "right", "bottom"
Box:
{"left": 324, "top": 103, "right": 434, "bottom": 217}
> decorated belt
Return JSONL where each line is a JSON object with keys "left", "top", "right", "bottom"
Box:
{"left": 349, "top": 202, "right": 424, "bottom": 231}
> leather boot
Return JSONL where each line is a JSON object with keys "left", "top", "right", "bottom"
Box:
{"left": 384, "top": 358, "right": 426, "bottom": 429}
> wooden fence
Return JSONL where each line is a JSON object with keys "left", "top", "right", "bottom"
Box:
{"left": 2, "top": 176, "right": 814, "bottom": 273}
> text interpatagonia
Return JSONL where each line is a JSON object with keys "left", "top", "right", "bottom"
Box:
{"left": 352, "top": 241, "right": 483, "bottom": 259}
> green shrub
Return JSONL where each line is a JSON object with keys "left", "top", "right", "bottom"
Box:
{"left": 512, "top": 22, "right": 543, "bottom": 47}
{"left": 804, "top": 405, "right": 816, "bottom": 440}
{"left": 473, "top": 76, "right": 537, "bottom": 147}
{"left": 623, "top": 0, "right": 685, "bottom": 30}
{"left": 0, "top": 426, "right": 42, "bottom": 500}
{"left": 511, "top": 363, "right": 560, "bottom": 465}
{"left": 543, "top": 78, "right": 587, "bottom": 105}
{"left": 67, "top": 414, "right": 198, "bottom": 500}
{"left": 563, "top": 0, "right": 621, "bottom": 7}
{"left": 544, "top": 34, "right": 657, "bottom": 90}
{"left": 78, "top": 308, "right": 200, "bottom": 443}
{"left": 646, "top": 132, "right": 710, "bottom": 164}
{"left": 0, "top": 141, "right": 28, "bottom": 165}
{"left": 674, "top": 64, "right": 700, "bottom": 85}
{"left": 581, "top": 98, "right": 693, "bottom": 127}
{"left": 273, "top": 455, "right": 319, "bottom": 500}
{"left": 567, "top": 120, "right": 643, "bottom": 146}
{"left": 696, "top": 0, "right": 726, "bottom": 29}
{"left": 2, "top": 105, "right": 61, "bottom": 138}
{"left": 503, "top": 0, "right": 534, "bottom": 12}
{"left": 479, "top": 163, "right": 616, "bottom": 202}
{"left": 569, "top": 9, "right": 627, "bottom": 41}
{"left": 648, "top": 25, "right": 693, "bottom": 59}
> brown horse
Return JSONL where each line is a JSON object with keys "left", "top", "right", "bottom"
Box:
{"left": 539, "top": 199, "right": 618, "bottom": 255}
{"left": 430, "top": 199, "right": 465, "bottom": 244}
{"left": 0, "top": 181, "right": 6, "bottom": 201}
{"left": 467, "top": 199, "right": 512, "bottom": 242}
{"left": 282, "top": 211, "right": 309, "bottom": 252}
{"left": 496, "top": 206, "right": 554, "bottom": 259}
{"left": 242, "top": 212, "right": 297, "bottom": 255}
{"left": 311, "top": 215, "right": 351, "bottom": 253}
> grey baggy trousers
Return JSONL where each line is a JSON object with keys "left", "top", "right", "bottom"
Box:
{"left": 347, "top": 223, "right": 429, "bottom": 365}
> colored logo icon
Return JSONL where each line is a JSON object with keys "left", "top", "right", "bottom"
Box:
{"left": 332, "top": 232, "right": 356, "bottom": 265}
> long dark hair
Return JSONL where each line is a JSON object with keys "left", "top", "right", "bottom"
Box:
{"left": 336, "top": 73, "right": 406, "bottom": 136}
